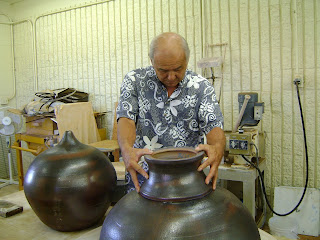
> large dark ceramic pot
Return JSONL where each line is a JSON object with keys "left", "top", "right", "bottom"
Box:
{"left": 24, "top": 131, "right": 117, "bottom": 232}
{"left": 100, "top": 147, "right": 260, "bottom": 240}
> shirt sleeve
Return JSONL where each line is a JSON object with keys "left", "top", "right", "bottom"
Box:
{"left": 198, "top": 81, "right": 224, "bottom": 135}
{"left": 116, "top": 71, "right": 139, "bottom": 122}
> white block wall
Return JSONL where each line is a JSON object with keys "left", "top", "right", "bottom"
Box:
{"left": 0, "top": 0, "right": 319, "bottom": 207}
{"left": 11, "top": 0, "right": 203, "bottom": 136}
{"left": 204, "top": 0, "right": 320, "bottom": 193}
{"left": 203, "top": 0, "right": 320, "bottom": 199}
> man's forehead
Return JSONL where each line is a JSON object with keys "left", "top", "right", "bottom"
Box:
{"left": 157, "top": 65, "right": 183, "bottom": 71}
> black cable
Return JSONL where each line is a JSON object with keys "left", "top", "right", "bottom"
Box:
{"left": 46, "top": 89, "right": 77, "bottom": 103}
{"left": 250, "top": 142, "right": 266, "bottom": 228}
{"left": 35, "top": 89, "right": 78, "bottom": 113}
{"left": 241, "top": 81, "right": 309, "bottom": 216}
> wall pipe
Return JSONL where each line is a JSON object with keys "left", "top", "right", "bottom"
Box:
{"left": 33, "top": 0, "right": 114, "bottom": 92}
{"left": 294, "top": 0, "right": 299, "bottom": 76}
{"left": 0, "top": 14, "right": 34, "bottom": 103}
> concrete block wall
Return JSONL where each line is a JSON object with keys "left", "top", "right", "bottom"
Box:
{"left": 203, "top": 0, "right": 319, "bottom": 199}
{"left": 1, "top": 0, "right": 319, "bottom": 206}
{"left": 9, "top": 0, "right": 203, "bottom": 138}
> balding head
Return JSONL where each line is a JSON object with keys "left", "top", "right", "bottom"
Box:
{"left": 149, "top": 32, "right": 190, "bottom": 63}
{"left": 149, "top": 33, "right": 189, "bottom": 96}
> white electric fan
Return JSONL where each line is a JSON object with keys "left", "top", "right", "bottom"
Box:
{"left": 0, "top": 106, "right": 23, "bottom": 188}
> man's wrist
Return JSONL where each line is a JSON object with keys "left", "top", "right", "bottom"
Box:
{"left": 121, "top": 144, "right": 133, "bottom": 153}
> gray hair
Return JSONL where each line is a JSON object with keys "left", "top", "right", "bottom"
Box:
{"left": 149, "top": 33, "right": 190, "bottom": 61}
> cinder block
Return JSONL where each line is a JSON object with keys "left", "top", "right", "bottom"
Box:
{"left": 282, "top": 134, "right": 293, "bottom": 154}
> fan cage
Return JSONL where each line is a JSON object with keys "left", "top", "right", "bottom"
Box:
{"left": 0, "top": 135, "right": 18, "bottom": 179}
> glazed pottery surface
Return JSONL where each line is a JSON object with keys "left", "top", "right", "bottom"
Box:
{"left": 140, "top": 148, "right": 211, "bottom": 202}
{"left": 100, "top": 147, "right": 260, "bottom": 240}
{"left": 24, "top": 131, "right": 117, "bottom": 231}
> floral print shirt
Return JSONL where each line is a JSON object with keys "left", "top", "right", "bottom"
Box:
{"left": 116, "top": 65, "right": 224, "bottom": 150}
{"left": 117, "top": 66, "right": 224, "bottom": 192}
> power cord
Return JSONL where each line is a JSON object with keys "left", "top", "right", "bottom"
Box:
{"left": 242, "top": 81, "right": 309, "bottom": 216}
{"left": 249, "top": 142, "right": 266, "bottom": 228}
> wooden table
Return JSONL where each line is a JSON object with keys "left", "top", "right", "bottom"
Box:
{"left": 12, "top": 133, "right": 52, "bottom": 190}
{"left": 88, "top": 140, "right": 120, "bottom": 162}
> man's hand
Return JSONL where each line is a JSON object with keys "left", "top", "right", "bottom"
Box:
{"left": 118, "top": 117, "right": 153, "bottom": 192}
{"left": 196, "top": 143, "right": 224, "bottom": 190}
{"left": 195, "top": 127, "right": 226, "bottom": 190}
{"left": 122, "top": 147, "right": 153, "bottom": 192}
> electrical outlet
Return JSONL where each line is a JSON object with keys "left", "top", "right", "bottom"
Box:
{"left": 293, "top": 75, "right": 304, "bottom": 87}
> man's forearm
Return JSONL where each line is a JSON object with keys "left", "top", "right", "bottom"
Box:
{"left": 206, "top": 127, "right": 226, "bottom": 154}
{"left": 117, "top": 117, "right": 137, "bottom": 151}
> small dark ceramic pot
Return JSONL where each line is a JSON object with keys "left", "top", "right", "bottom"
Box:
{"left": 100, "top": 147, "right": 260, "bottom": 240}
{"left": 24, "top": 131, "right": 117, "bottom": 231}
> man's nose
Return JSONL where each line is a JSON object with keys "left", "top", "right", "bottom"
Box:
{"left": 167, "top": 71, "right": 176, "bottom": 80}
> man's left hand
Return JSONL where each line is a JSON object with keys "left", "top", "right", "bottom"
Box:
{"left": 196, "top": 144, "right": 224, "bottom": 190}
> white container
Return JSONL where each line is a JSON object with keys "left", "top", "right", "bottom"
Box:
{"left": 273, "top": 186, "right": 320, "bottom": 236}
{"left": 269, "top": 216, "right": 299, "bottom": 239}
{"left": 258, "top": 229, "right": 277, "bottom": 240}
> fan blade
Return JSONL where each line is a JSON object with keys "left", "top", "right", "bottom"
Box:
{"left": 9, "top": 112, "right": 21, "bottom": 125}
{"left": 13, "top": 122, "right": 22, "bottom": 133}
{"left": 0, "top": 111, "right": 4, "bottom": 122}
{"left": 0, "top": 124, "right": 15, "bottom": 136}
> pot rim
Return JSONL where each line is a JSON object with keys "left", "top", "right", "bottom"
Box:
{"left": 144, "top": 147, "right": 205, "bottom": 164}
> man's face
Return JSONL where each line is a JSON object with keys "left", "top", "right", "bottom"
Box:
{"left": 152, "top": 50, "right": 188, "bottom": 89}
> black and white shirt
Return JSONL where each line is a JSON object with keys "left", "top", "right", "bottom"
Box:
{"left": 116, "top": 66, "right": 224, "bottom": 191}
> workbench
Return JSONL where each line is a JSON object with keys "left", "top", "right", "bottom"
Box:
{"left": 217, "top": 158, "right": 266, "bottom": 222}
{"left": 204, "top": 158, "right": 266, "bottom": 221}
{"left": 0, "top": 189, "right": 105, "bottom": 239}
{"left": 0, "top": 158, "right": 276, "bottom": 239}
{"left": 0, "top": 189, "right": 273, "bottom": 240}
{"left": 0, "top": 161, "right": 124, "bottom": 240}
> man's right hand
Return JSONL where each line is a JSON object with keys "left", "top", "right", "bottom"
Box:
{"left": 122, "top": 147, "right": 153, "bottom": 192}
{"left": 117, "top": 117, "right": 153, "bottom": 192}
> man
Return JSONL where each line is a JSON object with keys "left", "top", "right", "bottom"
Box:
{"left": 117, "top": 32, "right": 225, "bottom": 193}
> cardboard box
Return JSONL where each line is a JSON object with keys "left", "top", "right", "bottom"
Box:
{"left": 24, "top": 110, "right": 106, "bottom": 140}
{"left": 25, "top": 115, "right": 57, "bottom": 136}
